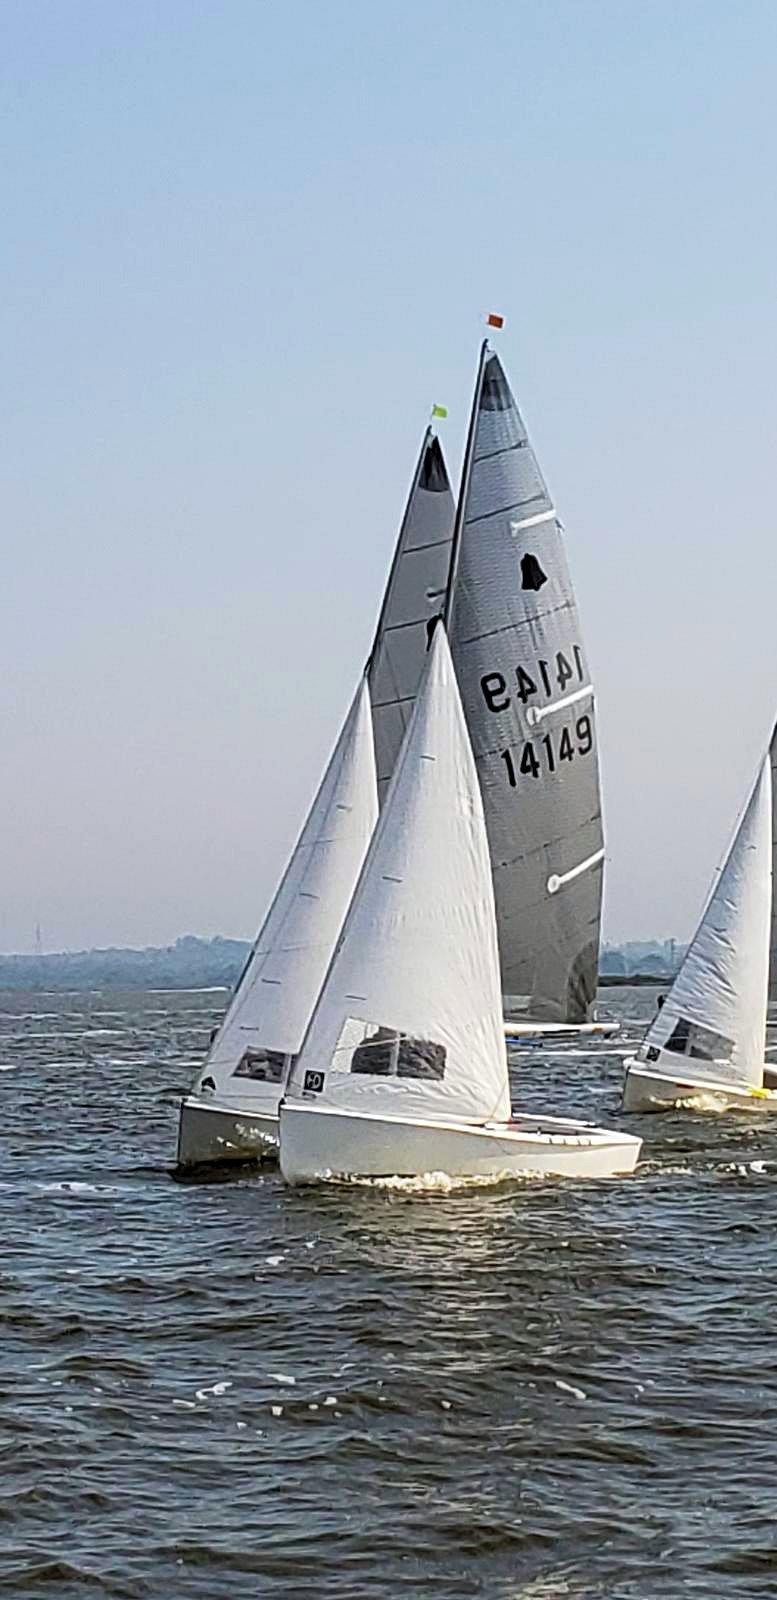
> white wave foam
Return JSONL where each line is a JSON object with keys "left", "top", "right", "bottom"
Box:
{"left": 554, "top": 1379, "right": 587, "bottom": 1401}
{"left": 677, "top": 1092, "right": 731, "bottom": 1114}
{"left": 323, "top": 1168, "right": 542, "bottom": 1193}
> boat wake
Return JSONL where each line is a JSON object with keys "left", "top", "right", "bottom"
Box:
{"left": 318, "top": 1168, "right": 545, "bottom": 1193}
{"left": 677, "top": 1091, "right": 735, "bottom": 1114}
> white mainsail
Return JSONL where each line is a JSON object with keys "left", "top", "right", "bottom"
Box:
{"left": 769, "top": 724, "right": 777, "bottom": 1003}
{"left": 191, "top": 677, "right": 378, "bottom": 1112}
{"left": 638, "top": 755, "right": 772, "bottom": 1088}
{"left": 447, "top": 343, "right": 604, "bottom": 1022}
{"left": 285, "top": 625, "right": 511, "bottom": 1126}
{"left": 368, "top": 428, "right": 455, "bottom": 803}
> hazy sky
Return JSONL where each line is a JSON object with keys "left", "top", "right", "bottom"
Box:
{"left": 2, "top": 0, "right": 776, "bottom": 953}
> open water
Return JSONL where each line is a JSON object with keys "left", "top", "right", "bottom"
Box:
{"left": 1, "top": 984, "right": 777, "bottom": 1598}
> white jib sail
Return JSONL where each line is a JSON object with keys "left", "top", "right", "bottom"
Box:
{"left": 368, "top": 429, "right": 455, "bottom": 804}
{"left": 191, "top": 677, "right": 378, "bottom": 1111}
{"left": 639, "top": 754, "right": 772, "bottom": 1088}
{"left": 285, "top": 625, "right": 511, "bottom": 1126}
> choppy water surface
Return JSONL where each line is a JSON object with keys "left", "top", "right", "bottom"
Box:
{"left": 2, "top": 986, "right": 777, "bottom": 1598}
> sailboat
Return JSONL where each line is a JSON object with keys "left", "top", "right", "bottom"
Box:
{"left": 279, "top": 625, "right": 641, "bottom": 1183}
{"left": 447, "top": 342, "right": 610, "bottom": 1031}
{"left": 175, "top": 677, "right": 378, "bottom": 1169}
{"left": 622, "top": 746, "right": 776, "bottom": 1113}
{"left": 175, "top": 427, "right": 454, "bottom": 1170}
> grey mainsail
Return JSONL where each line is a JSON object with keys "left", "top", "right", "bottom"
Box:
{"left": 367, "top": 429, "right": 455, "bottom": 803}
{"left": 447, "top": 343, "right": 604, "bottom": 1021}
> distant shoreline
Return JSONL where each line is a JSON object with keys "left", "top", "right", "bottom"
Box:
{"left": 0, "top": 933, "right": 675, "bottom": 994}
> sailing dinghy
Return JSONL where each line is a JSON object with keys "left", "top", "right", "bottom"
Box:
{"left": 176, "top": 428, "right": 454, "bottom": 1168}
{"left": 623, "top": 747, "right": 775, "bottom": 1113}
{"left": 447, "top": 342, "right": 609, "bottom": 1034}
{"left": 280, "top": 625, "right": 640, "bottom": 1183}
{"left": 176, "top": 677, "right": 378, "bottom": 1168}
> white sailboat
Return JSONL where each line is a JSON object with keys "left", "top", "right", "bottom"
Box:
{"left": 175, "top": 425, "right": 455, "bottom": 1170}
{"left": 280, "top": 626, "right": 640, "bottom": 1183}
{"left": 446, "top": 341, "right": 609, "bottom": 1031}
{"left": 176, "top": 677, "right": 378, "bottom": 1168}
{"left": 623, "top": 748, "right": 776, "bottom": 1113}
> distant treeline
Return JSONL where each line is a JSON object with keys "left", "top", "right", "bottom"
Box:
{"left": 0, "top": 934, "right": 679, "bottom": 993}
{"left": 0, "top": 936, "right": 250, "bottom": 992}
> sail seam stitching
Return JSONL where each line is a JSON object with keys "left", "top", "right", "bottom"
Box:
{"left": 466, "top": 494, "right": 548, "bottom": 527}
{"left": 473, "top": 441, "right": 528, "bottom": 464}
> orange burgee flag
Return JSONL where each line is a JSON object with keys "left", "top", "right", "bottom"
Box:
{"left": 486, "top": 312, "right": 504, "bottom": 329}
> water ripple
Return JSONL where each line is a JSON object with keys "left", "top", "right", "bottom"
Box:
{"left": 1, "top": 986, "right": 777, "bottom": 1596}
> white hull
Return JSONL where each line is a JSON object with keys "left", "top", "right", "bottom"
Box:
{"left": 279, "top": 1102, "right": 641, "bottom": 1185}
{"left": 176, "top": 1096, "right": 278, "bottom": 1169}
{"left": 503, "top": 1020, "right": 619, "bottom": 1040}
{"left": 622, "top": 1059, "right": 777, "bottom": 1114}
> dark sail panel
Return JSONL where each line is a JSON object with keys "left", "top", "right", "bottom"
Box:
{"left": 368, "top": 431, "right": 455, "bottom": 803}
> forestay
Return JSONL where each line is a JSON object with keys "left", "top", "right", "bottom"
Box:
{"left": 191, "top": 678, "right": 378, "bottom": 1110}
{"left": 285, "top": 625, "right": 511, "bottom": 1126}
{"left": 368, "top": 430, "right": 455, "bottom": 803}
{"left": 447, "top": 346, "right": 603, "bottom": 1021}
{"left": 638, "top": 755, "right": 772, "bottom": 1088}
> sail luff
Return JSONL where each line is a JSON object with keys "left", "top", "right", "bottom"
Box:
{"left": 443, "top": 340, "right": 489, "bottom": 631}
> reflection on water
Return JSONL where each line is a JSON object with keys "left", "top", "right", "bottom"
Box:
{"left": 1, "top": 986, "right": 777, "bottom": 1597}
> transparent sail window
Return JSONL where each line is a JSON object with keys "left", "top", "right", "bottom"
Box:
{"left": 332, "top": 1018, "right": 446, "bottom": 1080}
{"left": 662, "top": 1017, "right": 734, "bottom": 1064}
{"left": 232, "top": 1047, "right": 289, "bottom": 1083}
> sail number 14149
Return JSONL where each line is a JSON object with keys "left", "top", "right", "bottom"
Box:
{"left": 500, "top": 715, "right": 593, "bottom": 787}
{"left": 480, "top": 645, "right": 585, "bottom": 713}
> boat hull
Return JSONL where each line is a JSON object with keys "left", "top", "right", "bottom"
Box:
{"left": 176, "top": 1096, "right": 278, "bottom": 1170}
{"left": 279, "top": 1103, "right": 641, "bottom": 1184}
{"left": 503, "top": 1020, "right": 619, "bottom": 1040}
{"left": 622, "top": 1059, "right": 777, "bottom": 1113}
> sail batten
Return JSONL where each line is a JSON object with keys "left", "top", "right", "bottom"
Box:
{"left": 448, "top": 347, "right": 604, "bottom": 1021}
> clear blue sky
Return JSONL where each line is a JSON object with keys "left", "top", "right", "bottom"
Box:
{"left": 2, "top": 0, "right": 776, "bottom": 952}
